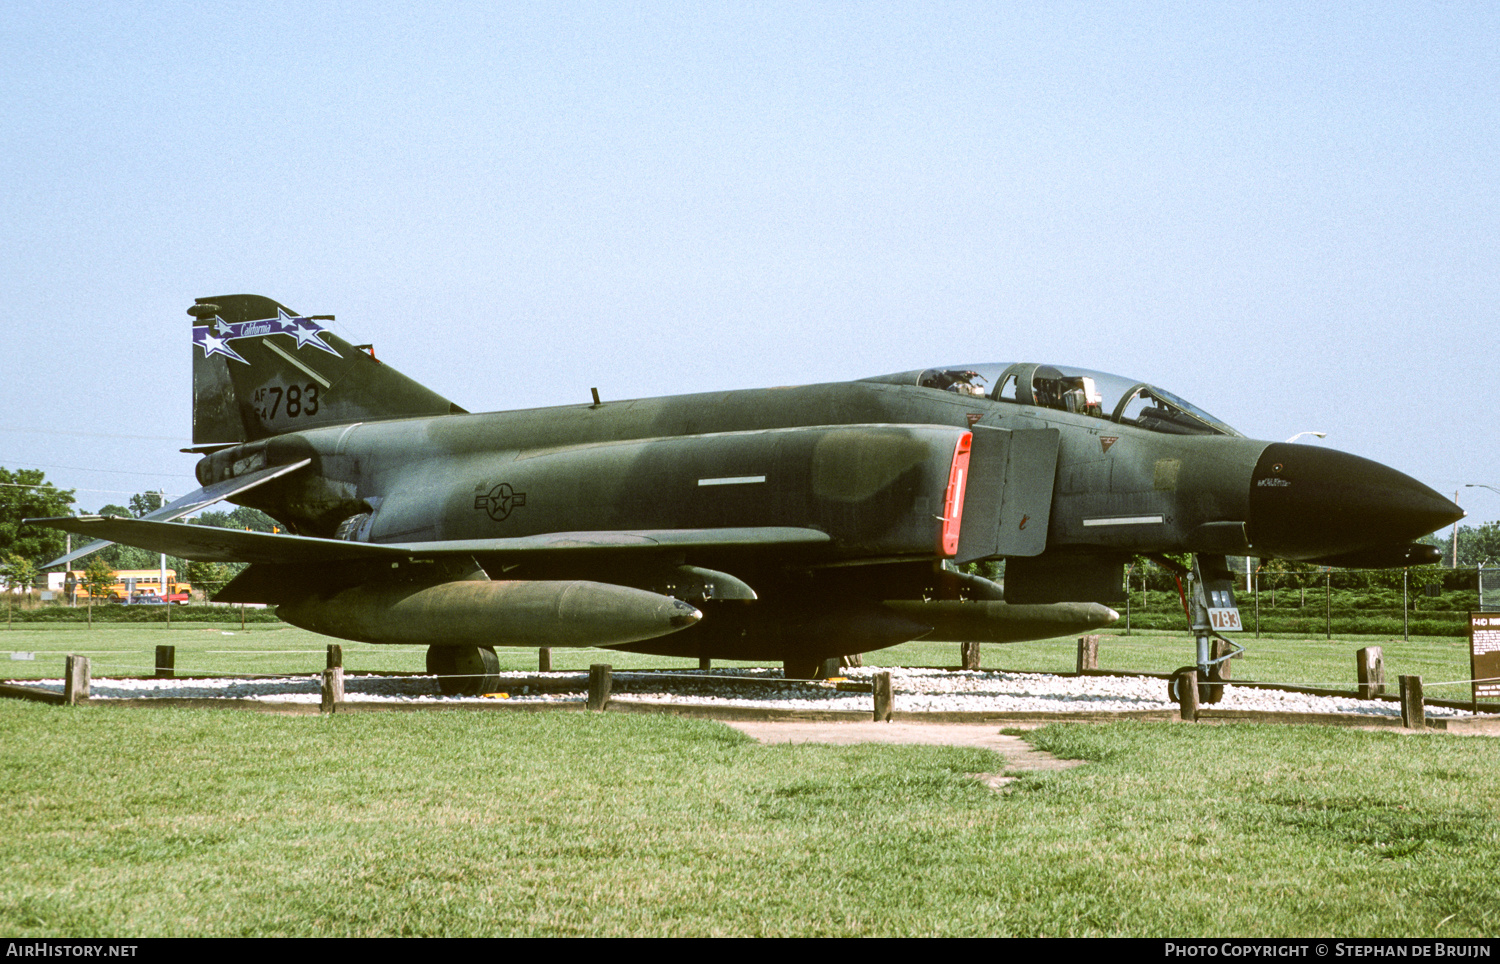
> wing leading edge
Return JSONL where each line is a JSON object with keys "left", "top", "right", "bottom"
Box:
{"left": 33, "top": 459, "right": 313, "bottom": 570}
{"left": 26, "top": 514, "right": 833, "bottom": 567}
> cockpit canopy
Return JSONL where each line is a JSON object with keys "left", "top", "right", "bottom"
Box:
{"left": 867, "top": 363, "right": 1242, "bottom": 438}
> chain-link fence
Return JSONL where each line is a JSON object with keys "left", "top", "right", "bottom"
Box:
{"left": 1121, "top": 561, "right": 1492, "bottom": 637}
{"left": 1481, "top": 568, "right": 1500, "bottom": 611}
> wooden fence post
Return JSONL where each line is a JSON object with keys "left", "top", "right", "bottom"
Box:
{"left": 1399, "top": 675, "right": 1425, "bottom": 730}
{"left": 1356, "top": 646, "right": 1385, "bottom": 699}
{"left": 872, "top": 671, "right": 893, "bottom": 721}
{"left": 64, "top": 654, "right": 89, "bottom": 705}
{"left": 588, "top": 664, "right": 612, "bottom": 711}
{"left": 1076, "top": 635, "right": 1099, "bottom": 673}
{"left": 1173, "top": 668, "right": 1199, "bottom": 722}
{"left": 538, "top": 648, "right": 551, "bottom": 672}
{"left": 321, "top": 666, "right": 344, "bottom": 714}
{"left": 154, "top": 645, "right": 175, "bottom": 679}
{"left": 326, "top": 644, "right": 342, "bottom": 670}
{"left": 960, "top": 641, "right": 981, "bottom": 671}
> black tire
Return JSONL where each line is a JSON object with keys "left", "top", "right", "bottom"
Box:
{"left": 1168, "top": 666, "right": 1198, "bottom": 703}
{"left": 1168, "top": 665, "right": 1225, "bottom": 705}
{"left": 427, "top": 645, "right": 501, "bottom": 696}
{"left": 783, "top": 659, "right": 828, "bottom": 681}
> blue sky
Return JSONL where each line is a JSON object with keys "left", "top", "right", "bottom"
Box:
{"left": 2, "top": 2, "right": 1496, "bottom": 527}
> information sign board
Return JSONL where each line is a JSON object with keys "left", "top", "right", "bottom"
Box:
{"left": 1469, "top": 612, "right": 1500, "bottom": 701}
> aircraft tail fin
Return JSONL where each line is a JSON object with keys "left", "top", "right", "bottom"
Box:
{"left": 191, "top": 294, "right": 466, "bottom": 445}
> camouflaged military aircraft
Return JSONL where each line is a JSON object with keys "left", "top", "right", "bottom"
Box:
{"left": 31, "top": 294, "right": 1463, "bottom": 694}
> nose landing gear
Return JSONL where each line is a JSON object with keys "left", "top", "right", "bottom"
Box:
{"left": 1157, "top": 554, "right": 1245, "bottom": 706}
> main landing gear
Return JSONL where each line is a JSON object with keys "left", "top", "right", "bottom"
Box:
{"left": 427, "top": 645, "right": 501, "bottom": 696}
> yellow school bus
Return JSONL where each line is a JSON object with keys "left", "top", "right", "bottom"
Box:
{"left": 68, "top": 569, "right": 193, "bottom": 603}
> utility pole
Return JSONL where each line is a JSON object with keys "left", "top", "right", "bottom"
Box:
{"left": 1453, "top": 490, "right": 1460, "bottom": 568}
{"left": 154, "top": 491, "right": 168, "bottom": 599}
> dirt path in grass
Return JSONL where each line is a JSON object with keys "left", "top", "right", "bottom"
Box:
{"left": 722, "top": 721, "right": 1082, "bottom": 789}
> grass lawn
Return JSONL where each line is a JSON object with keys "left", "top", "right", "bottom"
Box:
{"left": 2, "top": 623, "right": 1496, "bottom": 936}
{"left": 2, "top": 622, "right": 1481, "bottom": 704}
{"left": 1, "top": 702, "right": 1496, "bottom": 937}
{"left": 0, "top": 622, "right": 780, "bottom": 680}
{"left": 882, "top": 632, "right": 1480, "bottom": 703}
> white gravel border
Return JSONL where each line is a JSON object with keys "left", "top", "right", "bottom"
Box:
{"left": 8, "top": 666, "right": 1475, "bottom": 719}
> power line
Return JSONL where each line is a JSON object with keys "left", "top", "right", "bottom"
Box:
{"left": 0, "top": 426, "right": 190, "bottom": 442}
{"left": 0, "top": 458, "right": 194, "bottom": 478}
{"left": 0, "top": 482, "right": 161, "bottom": 497}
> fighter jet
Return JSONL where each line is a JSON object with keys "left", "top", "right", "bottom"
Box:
{"left": 30, "top": 295, "right": 1463, "bottom": 693}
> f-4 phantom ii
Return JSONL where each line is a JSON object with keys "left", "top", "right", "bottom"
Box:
{"left": 32, "top": 295, "right": 1463, "bottom": 694}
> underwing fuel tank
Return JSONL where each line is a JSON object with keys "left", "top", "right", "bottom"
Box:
{"left": 880, "top": 600, "right": 1121, "bottom": 643}
{"left": 277, "top": 580, "right": 702, "bottom": 649}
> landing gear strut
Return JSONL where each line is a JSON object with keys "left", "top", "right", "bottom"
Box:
{"left": 1160, "top": 554, "right": 1244, "bottom": 705}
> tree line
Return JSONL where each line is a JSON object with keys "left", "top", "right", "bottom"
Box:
{"left": 0, "top": 466, "right": 277, "bottom": 602}
{"left": 1420, "top": 525, "right": 1500, "bottom": 568}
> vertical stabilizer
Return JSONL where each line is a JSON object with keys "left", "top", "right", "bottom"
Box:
{"left": 190, "top": 295, "right": 465, "bottom": 445}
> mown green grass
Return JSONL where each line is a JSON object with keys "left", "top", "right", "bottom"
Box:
{"left": 2, "top": 622, "right": 1483, "bottom": 704}
{"left": 882, "top": 631, "right": 1481, "bottom": 705}
{"left": 0, "top": 623, "right": 773, "bottom": 681}
{"left": 1, "top": 703, "right": 1496, "bottom": 937}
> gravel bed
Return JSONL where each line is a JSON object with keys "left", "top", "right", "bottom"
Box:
{"left": 8, "top": 667, "right": 1474, "bottom": 719}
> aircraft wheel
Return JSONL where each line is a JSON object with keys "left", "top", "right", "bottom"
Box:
{"left": 427, "top": 645, "right": 501, "bottom": 696}
{"left": 1168, "top": 666, "right": 1223, "bottom": 705}
{"left": 1168, "top": 667, "right": 1196, "bottom": 704}
{"left": 783, "top": 659, "right": 817, "bottom": 681}
{"left": 1167, "top": 669, "right": 1183, "bottom": 702}
{"left": 783, "top": 658, "right": 836, "bottom": 681}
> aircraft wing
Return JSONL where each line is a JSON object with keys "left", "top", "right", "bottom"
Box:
{"left": 34, "top": 459, "right": 312, "bottom": 569}
{"left": 26, "top": 515, "right": 832, "bottom": 566}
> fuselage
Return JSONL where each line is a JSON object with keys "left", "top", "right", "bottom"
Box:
{"left": 202, "top": 381, "right": 1162, "bottom": 541}
{"left": 195, "top": 368, "right": 1456, "bottom": 575}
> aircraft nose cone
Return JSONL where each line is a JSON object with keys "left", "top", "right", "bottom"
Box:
{"left": 1246, "top": 443, "right": 1463, "bottom": 561}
